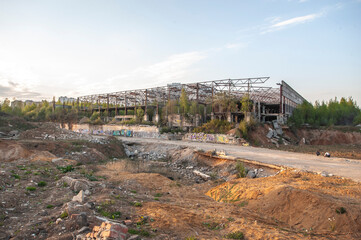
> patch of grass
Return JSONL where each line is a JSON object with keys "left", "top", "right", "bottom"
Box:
{"left": 130, "top": 190, "right": 137, "bottom": 194}
{"left": 46, "top": 205, "right": 54, "bottom": 209}
{"left": 63, "top": 182, "right": 68, "bottom": 187}
{"left": 17, "top": 165, "right": 27, "bottom": 170}
{"left": 154, "top": 193, "right": 162, "bottom": 197}
{"left": 133, "top": 201, "right": 142, "bottom": 207}
{"left": 60, "top": 211, "right": 68, "bottom": 219}
{"left": 26, "top": 186, "right": 36, "bottom": 191}
{"left": 128, "top": 229, "right": 150, "bottom": 237}
{"left": 238, "top": 201, "right": 248, "bottom": 207}
{"left": 235, "top": 160, "right": 247, "bottom": 178}
{"left": 227, "top": 217, "right": 235, "bottom": 222}
{"left": 25, "top": 170, "right": 32, "bottom": 175}
{"left": 225, "top": 231, "right": 244, "bottom": 239}
{"left": 202, "top": 222, "right": 225, "bottom": 230}
{"left": 185, "top": 237, "right": 198, "bottom": 240}
{"left": 12, "top": 174, "right": 20, "bottom": 179}
{"left": 154, "top": 197, "right": 159, "bottom": 201}
{"left": 37, "top": 181, "right": 47, "bottom": 187}
{"left": 57, "top": 165, "right": 74, "bottom": 173}
{"left": 336, "top": 207, "right": 347, "bottom": 214}
{"left": 85, "top": 174, "right": 98, "bottom": 181}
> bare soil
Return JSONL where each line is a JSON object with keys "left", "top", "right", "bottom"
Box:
{"left": 1, "top": 122, "right": 361, "bottom": 239}
{"left": 248, "top": 124, "right": 361, "bottom": 159}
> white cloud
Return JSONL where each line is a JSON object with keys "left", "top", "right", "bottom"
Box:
{"left": 262, "top": 13, "right": 321, "bottom": 34}
{"left": 104, "top": 51, "right": 207, "bottom": 92}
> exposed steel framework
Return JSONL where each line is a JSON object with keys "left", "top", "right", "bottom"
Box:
{"left": 78, "top": 77, "right": 280, "bottom": 108}
{"left": 76, "top": 77, "right": 305, "bottom": 122}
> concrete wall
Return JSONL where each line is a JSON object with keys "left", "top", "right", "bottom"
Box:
{"left": 63, "top": 124, "right": 160, "bottom": 138}
{"left": 183, "top": 133, "right": 239, "bottom": 145}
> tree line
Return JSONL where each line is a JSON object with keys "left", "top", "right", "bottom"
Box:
{"left": 288, "top": 97, "right": 361, "bottom": 127}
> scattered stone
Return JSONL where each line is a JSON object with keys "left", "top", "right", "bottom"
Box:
{"left": 246, "top": 170, "right": 257, "bottom": 179}
{"left": 193, "top": 170, "right": 210, "bottom": 180}
{"left": 56, "top": 218, "right": 63, "bottom": 224}
{"left": 59, "top": 176, "right": 89, "bottom": 192}
{"left": 83, "top": 221, "right": 128, "bottom": 240}
{"left": 72, "top": 190, "right": 85, "bottom": 203}
{"left": 127, "top": 235, "right": 140, "bottom": 240}
{"left": 77, "top": 226, "right": 90, "bottom": 234}
{"left": 123, "top": 220, "right": 132, "bottom": 226}
{"left": 84, "top": 190, "right": 91, "bottom": 195}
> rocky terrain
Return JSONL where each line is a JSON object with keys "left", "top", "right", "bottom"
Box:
{"left": 0, "top": 122, "right": 360, "bottom": 239}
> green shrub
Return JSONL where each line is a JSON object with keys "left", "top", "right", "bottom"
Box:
{"left": 26, "top": 186, "right": 36, "bottom": 191}
{"left": 336, "top": 207, "right": 347, "bottom": 214}
{"left": 133, "top": 201, "right": 142, "bottom": 207}
{"left": 225, "top": 231, "right": 244, "bottom": 239}
{"left": 38, "top": 181, "right": 47, "bottom": 187}
{"left": 60, "top": 211, "right": 68, "bottom": 219}
{"left": 46, "top": 205, "right": 54, "bottom": 209}
{"left": 235, "top": 160, "right": 247, "bottom": 178}
{"left": 12, "top": 174, "right": 20, "bottom": 179}
{"left": 57, "top": 165, "right": 74, "bottom": 173}
{"left": 193, "top": 119, "right": 233, "bottom": 134}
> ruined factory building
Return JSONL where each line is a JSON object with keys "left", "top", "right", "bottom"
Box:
{"left": 76, "top": 77, "right": 305, "bottom": 124}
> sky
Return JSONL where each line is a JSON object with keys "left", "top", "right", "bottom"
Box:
{"left": 0, "top": 0, "right": 360, "bottom": 105}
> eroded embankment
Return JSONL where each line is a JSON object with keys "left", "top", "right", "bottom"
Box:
{"left": 207, "top": 170, "right": 361, "bottom": 236}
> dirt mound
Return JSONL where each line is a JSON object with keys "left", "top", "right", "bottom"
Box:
{"left": 248, "top": 185, "right": 361, "bottom": 234}
{"left": 0, "top": 140, "right": 56, "bottom": 162}
{"left": 207, "top": 170, "right": 361, "bottom": 235}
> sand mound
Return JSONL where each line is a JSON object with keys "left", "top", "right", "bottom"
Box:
{"left": 206, "top": 170, "right": 361, "bottom": 234}
{"left": 0, "top": 140, "right": 31, "bottom": 162}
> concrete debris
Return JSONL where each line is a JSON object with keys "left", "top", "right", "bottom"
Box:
{"left": 59, "top": 176, "right": 90, "bottom": 192}
{"left": 80, "top": 221, "right": 128, "bottom": 240}
{"left": 193, "top": 170, "right": 211, "bottom": 180}
{"left": 72, "top": 190, "right": 85, "bottom": 203}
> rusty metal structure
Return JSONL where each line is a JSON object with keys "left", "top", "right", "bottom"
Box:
{"left": 77, "top": 77, "right": 305, "bottom": 123}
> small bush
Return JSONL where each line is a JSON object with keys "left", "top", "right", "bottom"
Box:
{"left": 26, "top": 186, "right": 36, "bottom": 191}
{"left": 12, "top": 174, "right": 20, "bottom": 179}
{"left": 133, "top": 201, "right": 142, "bottom": 207}
{"left": 225, "top": 231, "right": 244, "bottom": 239}
{"left": 154, "top": 193, "right": 163, "bottom": 197}
{"left": 38, "top": 181, "right": 47, "bottom": 187}
{"left": 57, "top": 165, "right": 74, "bottom": 173}
{"left": 336, "top": 207, "right": 347, "bottom": 214}
{"left": 60, "top": 211, "right": 68, "bottom": 219}
{"left": 46, "top": 205, "right": 54, "bottom": 209}
{"left": 235, "top": 160, "right": 247, "bottom": 178}
{"left": 128, "top": 229, "right": 150, "bottom": 237}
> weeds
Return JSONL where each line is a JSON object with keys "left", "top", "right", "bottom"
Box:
{"left": 225, "top": 231, "right": 244, "bottom": 239}
{"left": 128, "top": 229, "right": 150, "bottom": 237}
{"left": 12, "top": 174, "right": 20, "bottom": 179}
{"left": 57, "top": 165, "right": 74, "bottom": 173}
{"left": 133, "top": 201, "right": 142, "bottom": 207}
{"left": 26, "top": 186, "right": 36, "bottom": 191}
{"left": 60, "top": 211, "right": 68, "bottom": 219}
{"left": 37, "top": 181, "right": 47, "bottom": 187}
{"left": 202, "top": 222, "right": 225, "bottom": 230}
{"left": 336, "top": 207, "right": 346, "bottom": 214}
{"left": 154, "top": 193, "right": 162, "bottom": 197}
{"left": 46, "top": 205, "right": 54, "bottom": 209}
{"left": 235, "top": 161, "right": 247, "bottom": 178}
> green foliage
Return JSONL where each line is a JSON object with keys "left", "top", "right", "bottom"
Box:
{"left": 57, "top": 165, "right": 74, "bottom": 173}
{"left": 60, "top": 211, "right": 68, "bottom": 219}
{"left": 336, "top": 207, "right": 347, "bottom": 214}
{"left": 90, "top": 111, "right": 100, "bottom": 121}
{"left": 288, "top": 98, "right": 361, "bottom": 127}
{"left": 128, "top": 229, "right": 150, "bottom": 237}
{"left": 26, "top": 186, "right": 36, "bottom": 191}
{"left": 225, "top": 231, "right": 244, "bottom": 239}
{"left": 240, "top": 94, "right": 252, "bottom": 113}
{"left": 12, "top": 174, "right": 20, "bottom": 179}
{"left": 133, "top": 201, "right": 142, "bottom": 207}
{"left": 235, "top": 160, "right": 247, "bottom": 178}
{"left": 46, "top": 205, "right": 54, "bottom": 209}
{"left": 180, "top": 88, "right": 190, "bottom": 116}
{"left": 136, "top": 108, "right": 144, "bottom": 122}
{"left": 37, "top": 181, "right": 47, "bottom": 187}
{"left": 238, "top": 120, "right": 248, "bottom": 138}
{"left": 193, "top": 119, "right": 233, "bottom": 134}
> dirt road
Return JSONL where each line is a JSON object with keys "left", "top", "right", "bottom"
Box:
{"left": 118, "top": 137, "right": 361, "bottom": 182}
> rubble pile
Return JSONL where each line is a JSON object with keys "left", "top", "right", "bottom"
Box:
{"left": 266, "top": 120, "right": 291, "bottom": 147}
{"left": 19, "top": 123, "right": 94, "bottom": 141}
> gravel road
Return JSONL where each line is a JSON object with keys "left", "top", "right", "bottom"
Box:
{"left": 118, "top": 137, "right": 361, "bottom": 182}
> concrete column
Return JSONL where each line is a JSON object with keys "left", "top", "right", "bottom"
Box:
{"left": 258, "top": 101, "right": 261, "bottom": 122}
{"left": 154, "top": 114, "right": 159, "bottom": 123}
{"left": 227, "top": 112, "right": 232, "bottom": 123}
{"left": 195, "top": 114, "right": 201, "bottom": 127}
{"left": 143, "top": 114, "right": 149, "bottom": 122}
{"left": 211, "top": 112, "right": 215, "bottom": 120}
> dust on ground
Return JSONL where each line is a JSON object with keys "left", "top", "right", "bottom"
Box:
{"left": 0, "top": 121, "right": 360, "bottom": 240}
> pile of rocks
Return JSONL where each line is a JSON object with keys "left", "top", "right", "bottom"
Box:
{"left": 80, "top": 222, "right": 128, "bottom": 240}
